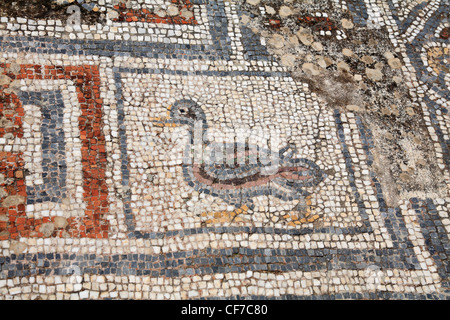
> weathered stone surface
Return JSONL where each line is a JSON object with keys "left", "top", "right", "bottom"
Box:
{"left": 375, "top": 62, "right": 385, "bottom": 70}
{"left": 154, "top": 8, "right": 167, "bottom": 17}
{"left": 8, "top": 62, "right": 21, "bottom": 74}
{"left": 406, "top": 107, "right": 415, "bottom": 116}
{"left": 280, "top": 54, "right": 296, "bottom": 67}
{"left": 0, "top": 188, "right": 8, "bottom": 199}
{"left": 346, "top": 104, "right": 360, "bottom": 112}
{"left": 265, "top": 6, "right": 276, "bottom": 15}
{"left": 384, "top": 51, "right": 395, "bottom": 60}
{"left": 341, "top": 18, "right": 354, "bottom": 29}
{"left": 166, "top": 5, "right": 179, "bottom": 16}
{"left": 316, "top": 56, "right": 327, "bottom": 68}
{"left": 106, "top": 9, "right": 119, "bottom": 20}
{"left": 0, "top": 117, "right": 14, "bottom": 128}
{"left": 240, "top": 14, "right": 250, "bottom": 25}
{"left": 360, "top": 55, "right": 374, "bottom": 65}
{"left": 279, "top": 6, "right": 292, "bottom": 17}
{"left": 246, "top": 0, "right": 260, "bottom": 5}
{"left": 267, "top": 34, "right": 285, "bottom": 49}
{"left": 180, "top": 9, "right": 193, "bottom": 19}
{"left": 10, "top": 241, "right": 27, "bottom": 254}
{"left": 400, "top": 172, "right": 411, "bottom": 182}
{"left": 337, "top": 61, "right": 350, "bottom": 73}
{"left": 40, "top": 223, "right": 55, "bottom": 237}
{"left": 302, "top": 63, "right": 321, "bottom": 76}
{"left": 388, "top": 58, "right": 402, "bottom": 69}
{"left": 0, "top": 74, "right": 11, "bottom": 86}
{"left": 296, "top": 28, "right": 313, "bottom": 46}
{"left": 342, "top": 48, "right": 356, "bottom": 58}
{"left": 366, "top": 67, "right": 383, "bottom": 81}
{"left": 54, "top": 216, "right": 69, "bottom": 229}
{"left": 311, "top": 42, "right": 323, "bottom": 52}
{"left": 1, "top": 195, "right": 25, "bottom": 207}
{"left": 288, "top": 34, "right": 299, "bottom": 46}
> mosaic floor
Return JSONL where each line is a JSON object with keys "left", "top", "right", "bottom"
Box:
{"left": 0, "top": 0, "right": 449, "bottom": 300}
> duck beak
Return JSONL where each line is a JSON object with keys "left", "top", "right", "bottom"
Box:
{"left": 149, "top": 105, "right": 181, "bottom": 127}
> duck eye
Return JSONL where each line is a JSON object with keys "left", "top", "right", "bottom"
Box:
{"left": 180, "top": 109, "right": 186, "bottom": 113}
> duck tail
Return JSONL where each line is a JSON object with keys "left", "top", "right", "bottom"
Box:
{"left": 277, "top": 144, "right": 325, "bottom": 188}
{"left": 279, "top": 143, "right": 298, "bottom": 162}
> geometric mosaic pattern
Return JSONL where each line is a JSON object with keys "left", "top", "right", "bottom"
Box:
{"left": 0, "top": 0, "right": 449, "bottom": 300}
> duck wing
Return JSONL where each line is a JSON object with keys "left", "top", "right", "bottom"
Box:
{"left": 273, "top": 157, "right": 324, "bottom": 188}
{"left": 202, "top": 142, "right": 280, "bottom": 180}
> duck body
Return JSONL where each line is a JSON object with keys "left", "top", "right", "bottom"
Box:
{"left": 153, "top": 99, "right": 325, "bottom": 211}
{"left": 183, "top": 142, "right": 323, "bottom": 210}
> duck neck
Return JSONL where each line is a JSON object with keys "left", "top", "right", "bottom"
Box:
{"left": 188, "top": 120, "right": 209, "bottom": 146}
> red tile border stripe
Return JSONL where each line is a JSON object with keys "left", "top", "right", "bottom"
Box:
{"left": 0, "top": 64, "right": 109, "bottom": 239}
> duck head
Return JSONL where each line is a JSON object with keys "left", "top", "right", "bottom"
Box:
{"left": 150, "top": 99, "right": 207, "bottom": 128}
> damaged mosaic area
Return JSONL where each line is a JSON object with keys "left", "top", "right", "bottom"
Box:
{"left": 0, "top": 0, "right": 449, "bottom": 300}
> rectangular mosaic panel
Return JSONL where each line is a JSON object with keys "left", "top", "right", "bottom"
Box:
{"left": 0, "top": 64, "right": 109, "bottom": 239}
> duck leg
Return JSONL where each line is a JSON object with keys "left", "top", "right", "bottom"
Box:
{"left": 282, "top": 195, "right": 320, "bottom": 226}
{"left": 269, "top": 182, "right": 317, "bottom": 224}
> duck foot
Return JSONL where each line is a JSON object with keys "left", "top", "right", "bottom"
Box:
{"left": 283, "top": 196, "right": 320, "bottom": 226}
{"left": 283, "top": 211, "right": 320, "bottom": 226}
{"left": 201, "top": 205, "right": 250, "bottom": 225}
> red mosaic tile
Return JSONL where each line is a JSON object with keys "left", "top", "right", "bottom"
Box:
{"left": 440, "top": 27, "right": 449, "bottom": 40}
{"left": 113, "top": 0, "right": 198, "bottom": 25}
{"left": 298, "top": 16, "right": 338, "bottom": 33}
